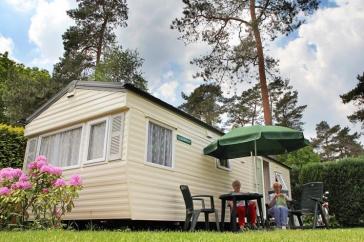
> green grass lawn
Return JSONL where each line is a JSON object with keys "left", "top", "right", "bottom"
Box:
{"left": 0, "top": 229, "right": 363, "bottom": 242}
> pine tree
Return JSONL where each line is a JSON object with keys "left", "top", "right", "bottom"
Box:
{"left": 179, "top": 84, "right": 224, "bottom": 127}
{"left": 224, "top": 83, "right": 264, "bottom": 127}
{"left": 94, "top": 46, "right": 148, "bottom": 91}
{"left": 172, "top": 0, "right": 319, "bottom": 125}
{"left": 311, "top": 121, "right": 363, "bottom": 161}
{"left": 53, "top": 0, "right": 148, "bottom": 88}
{"left": 340, "top": 73, "right": 364, "bottom": 129}
{"left": 269, "top": 78, "right": 307, "bottom": 130}
{"left": 225, "top": 78, "right": 306, "bottom": 129}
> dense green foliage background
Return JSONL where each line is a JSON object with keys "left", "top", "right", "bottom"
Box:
{"left": 0, "top": 123, "right": 26, "bottom": 168}
{"left": 291, "top": 156, "right": 364, "bottom": 227}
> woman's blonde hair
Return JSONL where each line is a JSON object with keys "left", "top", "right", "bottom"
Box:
{"left": 272, "top": 182, "right": 282, "bottom": 189}
{"left": 232, "top": 180, "right": 241, "bottom": 187}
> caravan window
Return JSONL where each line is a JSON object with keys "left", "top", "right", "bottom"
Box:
{"left": 85, "top": 118, "right": 108, "bottom": 163}
{"left": 38, "top": 126, "right": 82, "bottom": 168}
{"left": 216, "top": 159, "right": 231, "bottom": 171}
{"left": 146, "top": 121, "right": 173, "bottom": 168}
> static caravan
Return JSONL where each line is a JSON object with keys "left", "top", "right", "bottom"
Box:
{"left": 23, "top": 81, "right": 291, "bottom": 222}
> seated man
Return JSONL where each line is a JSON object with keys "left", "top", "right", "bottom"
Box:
{"left": 268, "top": 182, "right": 290, "bottom": 229}
{"left": 228, "top": 180, "right": 257, "bottom": 230}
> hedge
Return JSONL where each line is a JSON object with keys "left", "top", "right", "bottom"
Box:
{"left": 0, "top": 123, "right": 26, "bottom": 168}
{"left": 291, "top": 157, "right": 364, "bottom": 227}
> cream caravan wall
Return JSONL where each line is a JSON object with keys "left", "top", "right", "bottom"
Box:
{"left": 125, "top": 92, "right": 258, "bottom": 222}
{"left": 24, "top": 89, "right": 131, "bottom": 220}
{"left": 63, "top": 161, "right": 130, "bottom": 220}
{"left": 25, "top": 88, "right": 127, "bottom": 137}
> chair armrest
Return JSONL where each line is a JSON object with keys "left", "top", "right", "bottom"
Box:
{"left": 287, "top": 200, "right": 300, "bottom": 209}
{"left": 192, "top": 195, "right": 215, "bottom": 209}
{"left": 310, "top": 196, "right": 323, "bottom": 203}
{"left": 192, "top": 198, "right": 205, "bottom": 209}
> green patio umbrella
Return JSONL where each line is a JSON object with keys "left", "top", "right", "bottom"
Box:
{"left": 203, "top": 125, "right": 309, "bottom": 159}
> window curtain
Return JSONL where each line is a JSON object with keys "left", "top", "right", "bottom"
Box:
{"left": 147, "top": 122, "right": 172, "bottom": 167}
{"left": 39, "top": 127, "right": 82, "bottom": 167}
{"left": 87, "top": 121, "right": 106, "bottom": 160}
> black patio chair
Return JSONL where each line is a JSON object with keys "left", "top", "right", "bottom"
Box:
{"left": 180, "top": 185, "right": 220, "bottom": 231}
{"left": 289, "top": 182, "right": 329, "bottom": 229}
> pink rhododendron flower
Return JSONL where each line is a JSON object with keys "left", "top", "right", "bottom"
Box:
{"left": 35, "top": 155, "right": 48, "bottom": 163}
{"left": 19, "top": 174, "right": 29, "bottom": 182}
{"left": 27, "top": 161, "right": 37, "bottom": 170}
{"left": 40, "top": 165, "right": 53, "bottom": 174}
{"left": 0, "top": 168, "right": 15, "bottom": 180}
{"left": 51, "top": 166, "right": 63, "bottom": 176}
{"left": 39, "top": 165, "right": 63, "bottom": 176}
{"left": 36, "top": 160, "right": 47, "bottom": 169}
{"left": 53, "top": 178, "right": 66, "bottom": 187}
{"left": 0, "top": 168, "right": 24, "bottom": 180}
{"left": 28, "top": 160, "right": 47, "bottom": 170}
{"left": 0, "top": 187, "right": 10, "bottom": 196}
{"left": 69, "top": 175, "right": 82, "bottom": 187}
{"left": 12, "top": 168, "right": 23, "bottom": 178}
{"left": 11, "top": 181, "right": 32, "bottom": 190}
{"left": 42, "top": 188, "right": 49, "bottom": 193}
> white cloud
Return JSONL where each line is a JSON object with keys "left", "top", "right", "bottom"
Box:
{"left": 5, "top": 0, "right": 39, "bottom": 12}
{"left": 0, "top": 35, "right": 14, "bottom": 54}
{"left": 28, "top": 0, "right": 76, "bottom": 70}
{"left": 116, "top": 0, "right": 209, "bottom": 95}
{"left": 184, "top": 83, "right": 199, "bottom": 95}
{"left": 155, "top": 80, "right": 179, "bottom": 102}
{"left": 271, "top": 0, "right": 364, "bottom": 140}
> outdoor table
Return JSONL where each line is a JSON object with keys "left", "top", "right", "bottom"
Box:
{"left": 219, "top": 192, "right": 265, "bottom": 232}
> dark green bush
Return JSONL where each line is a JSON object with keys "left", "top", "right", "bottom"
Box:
{"left": 291, "top": 157, "right": 364, "bottom": 227}
{"left": 0, "top": 123, "right": 26, "bottom": 168}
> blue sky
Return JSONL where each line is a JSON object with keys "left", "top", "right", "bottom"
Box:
{"left": 0, "top": 0, "right": 363, "bottom": 141}
{"left": 0, "top": 1, "right": 36, "bottom": 63}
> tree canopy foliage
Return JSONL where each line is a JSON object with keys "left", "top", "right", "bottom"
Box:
{"left": 53, "top": 0, "right": 147, "bottom": 90}
{"left": 179, "top": 83, "right": 224, "bottom": 127}
{"left": 0, "top": 52, "right": 58, "bottom": 124}
{"left": 277, "top": 145, "right": 320, "bottom": 168}
{"left": 340, "top": 73, "right": 364, "bottom": 128}
{"left": 311, "top": 121, "right": 363, "bottom": 161}
{"left": 224, "top": 78, "right": 307, "bottom": 130}
{"left": 94, "top": 46, "right": 147, "bottom": 91}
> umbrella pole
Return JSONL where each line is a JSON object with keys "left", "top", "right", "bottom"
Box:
{"left": 254, "top": 140, "right": 257, "bottom": 190}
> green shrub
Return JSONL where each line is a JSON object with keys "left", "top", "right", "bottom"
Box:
{"left": 291, "top": 157, "right": 364, "bottom": 227}
{"left": 0, "top": 124, "right": 26, "bottom": 168}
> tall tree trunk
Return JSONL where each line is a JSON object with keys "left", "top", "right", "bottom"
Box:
{"left": 249, "top": 0, "right": 272, "bottom": 125}
{"left": 96, "top": 20, "right": 108, "bottom": 66}
{"left": 252, "top": 102, "right": 257, "bottom": 125}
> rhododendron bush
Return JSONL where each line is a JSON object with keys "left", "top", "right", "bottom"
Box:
{"left": 0, "top": 156, "right": 82, "bottom": 229}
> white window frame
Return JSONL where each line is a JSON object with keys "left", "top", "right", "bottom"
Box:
{"left": 36, "top": 124, "right": 84, "bottom": 170}
{"left": 23, "top": 137, "right": 38, "bottom": 170}
{"left": 274, "top": 171, "right": 288, "bottom": 191}
{"left": 83, "top": 117, "right": 109, "bottom": 165}
{"left": 144, "top": 118, "right": 176, "bottom": 170}
{"left": 216, "top": 158, "right": 231, "bottom": 171}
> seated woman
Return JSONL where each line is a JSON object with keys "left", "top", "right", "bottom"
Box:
{"left": 228, "top": 180, "right": 257, "bottom": 230}
{"left": 268, "top": 182, "right": 290, "bottom": 229}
